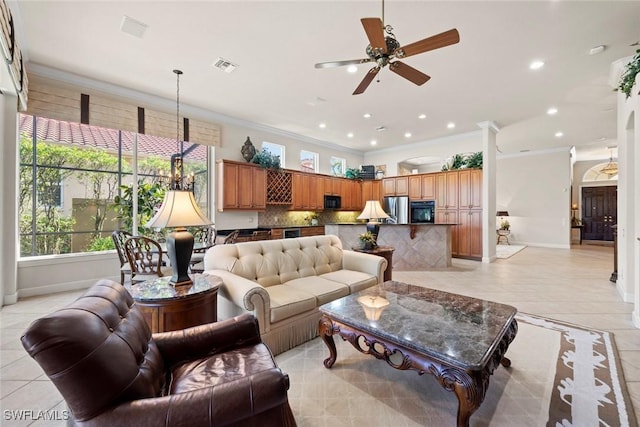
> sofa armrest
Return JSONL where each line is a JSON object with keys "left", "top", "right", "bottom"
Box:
{"left": 153, "top": 314, "right": 261, "bottom": 366}
{"left": 79, "top": 368, "right": 293, "bottom": 426}
{"left": 342, "top": 250, "right": 388, "bottom": 283}
{"left": 206, "top": 269, "right": 271, "bottom": 334}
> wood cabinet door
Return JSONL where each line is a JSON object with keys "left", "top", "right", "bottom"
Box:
{"left": 409, "top": 176, "right": 422, "bottom": 199}
{"left": 457, "top": 210, "right": 482, "bottom": 258}
{"left": 332, "top": 178, "right": 342, "bottom": 195}
{"left": 351, "top": 180, "right": 361, "bottom": 210}
{"left": 382, "top": 178, "right": 396, "bottom": 196}
{"left": 301, "top": 174, "right": 311, "bottom": 209}
{"left": 221, "top": 162, "right": 239, "bottom": 209}
{"left": 270, "top": 229, "right": 284, "bottom": 239}
{"left": 290, "top": 172, "right": 304, "bottom": 210}
{"left": 582, "top": 185, "right": 617, "bottom": 241}
{"left": 395, "top": 177, "right": 409, "bottom": 196}
{"left": 459, "top": 169, "right": 482, "bottom": 209}
{"left": 252, "top": 167, "right": 266, "bottom": 209}
{"left": 435, "top": 173, "right": 447, "bottom": 209}
{"left": 421, "top": 175, "right": 436, "bottom": 200}
{"left": 316, "top": 176, "right": 325, "bottom": 210}
{"left": 237, "top": 164, "right": 254, "bottom": 209}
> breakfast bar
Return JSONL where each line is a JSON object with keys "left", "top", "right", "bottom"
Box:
{"left": 325, "top": 223, "right": 453, "bottom": 269}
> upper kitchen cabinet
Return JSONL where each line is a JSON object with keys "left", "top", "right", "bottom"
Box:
{"left": 458, "top": 169, "right": 482, "bottom": 209}
{"left": 409, "top": 174, "right": 436, "bottom": 200}
{"left": 435, "top": 171, "right": 459, "bottom": 210}
{"left": 217, "top": 160, "right": 266, "bottom": 211}
{"left": 382, "top": 177, "right": 408, "bottom": 197}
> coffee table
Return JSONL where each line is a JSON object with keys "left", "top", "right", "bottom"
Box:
{"left": 318, "top": 281, "right": 518, "bottom": 427}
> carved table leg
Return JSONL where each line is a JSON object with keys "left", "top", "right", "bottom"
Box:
{"left": 319, "top": 315, "right": 338, "bottom": 369}
{"left": 439, "top": 368, "right": 487, "bottom": 427}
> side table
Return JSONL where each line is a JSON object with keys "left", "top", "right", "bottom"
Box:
{"left": 126, "top": 274, "right": 221, "bottom": 333}
{"left": 353, "top": 246, "right": 394, "bottom": 282}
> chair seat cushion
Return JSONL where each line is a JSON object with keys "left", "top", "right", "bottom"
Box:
{"left": 320, "top": 270, "right": 378, "bottom": 293}
{"left": 267, "top": 285, "right": 317, "bottom": 323}
{"left": 170, "top": 343, "right": 277, "bottom": 395}
{"left": 285, "top": 276, "right": 350, "bottom": 305}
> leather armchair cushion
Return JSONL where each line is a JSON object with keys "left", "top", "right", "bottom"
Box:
{"left": 170, "top": 343, "right": 278, "bottom": 394}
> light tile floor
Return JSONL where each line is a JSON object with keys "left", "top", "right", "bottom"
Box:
{"left": 1, "top": 244, "right": 639, "bottom": 425}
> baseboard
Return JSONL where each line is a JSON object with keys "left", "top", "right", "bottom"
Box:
{"left": 18, "top": 276, "right": 120, "bottom": 299}
{"left": 513, "top": 241, "right": 570, "bottom": 249}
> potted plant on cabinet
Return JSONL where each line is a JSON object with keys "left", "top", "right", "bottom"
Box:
{"left": 358, "top": 231, "right": 378, "bottom": 250}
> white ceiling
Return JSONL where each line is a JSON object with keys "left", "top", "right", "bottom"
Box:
{"left": 10, "top": 1, "right": 640, "bottom": 162}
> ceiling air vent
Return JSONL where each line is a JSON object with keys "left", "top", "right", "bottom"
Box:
{"left": 213, "top": 58, "right": 238, "bottom": 73}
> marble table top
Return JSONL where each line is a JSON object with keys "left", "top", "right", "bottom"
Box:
{"left": 319, "top": 280, "right": 517, "bottom": 370}
{"left": 126, "top": 274, "right": 222, "bottom": 301}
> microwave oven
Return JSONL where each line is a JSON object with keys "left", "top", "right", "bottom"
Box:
{"left": 410, "top": 200, "right": 435, "bottom": 223}
{"left": 324, "top": 195, "right": 341, "bottom": 209}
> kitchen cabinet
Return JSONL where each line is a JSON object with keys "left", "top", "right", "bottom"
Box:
{"left": 436, "top": 210, "right": 459, "bottom": 255}
{"left": 291, "top": 173, "right": 323, "bottom": 211}
{"left": 324, "top": 177, "right": 341, "bottom": 195}
{"left": 217, "top": 160, "right": 266, "bottom": 211}
{"left": 361, "top": 180, "right": 382, "bottom": 208}
{"left": 457, "top": 210, "right": 482, "bottom": 258}
{"left": 340, "top": 179, "right": 361, "bottom": 210}
{"left": 458, "top": 169, "right": 482, "bottom": 209}
{"left": 436, "top": 171, "right": 458, "bottom": 209}
{"left": 382, "top": 177, "right": 408, "bottom": 197}
{"left": 300, "top": 226, "right": 325, "bottom": 237}
{"left": 409, "top": 174, "right": 436, "bottom": 200}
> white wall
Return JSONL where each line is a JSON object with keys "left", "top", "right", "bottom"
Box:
{"left": 497, "top": 149, "right": 572, "bottom": 248}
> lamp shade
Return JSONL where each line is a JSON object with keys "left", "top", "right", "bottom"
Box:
{"left": 146, "top": 190, "right": 212, "bottom": 229}
{"left": 496, "top": 211, "right": 509, "bottom": 217}
{"left": 357, "top": 200, "right": 390, "bottom": 221}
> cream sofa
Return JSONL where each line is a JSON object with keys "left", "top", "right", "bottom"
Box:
{"left": 203, "top": 235, "right": 387, "bottom": 355}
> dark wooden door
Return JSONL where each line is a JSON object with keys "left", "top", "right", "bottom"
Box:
{"left": 582, "top": 186, "right": 617, "bottom": 241}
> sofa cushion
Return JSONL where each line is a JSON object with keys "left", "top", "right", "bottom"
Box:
{"left": 170, "top": 343, "right": 276, "bottom": 394}
{"left": 285, "top": 276, "right": 350, "bottom": 306}
{"left": 266, "top": 285, "right": 317, "bottom": 323}
{"left": 320, "top": 270, "right": 378, "bottom": 293}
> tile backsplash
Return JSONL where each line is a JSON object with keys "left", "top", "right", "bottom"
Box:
{"left": 258, "top": 206, "right": 361, "bottom": 226}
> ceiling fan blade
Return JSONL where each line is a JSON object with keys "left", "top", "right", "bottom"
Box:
{"left": 396, "top": 28, "right": 460, "bottom": 58}
{"left": 353, "top": 67, "right": 380, "bottom": 95}
{"left": 389, "top": 61, "right": 431, "bottom": 86}
{"left": 314, "top": 58, "right": 372, "bottom": 69}
{"left": 361, "top": 17, "right": 387, "bottom": 54}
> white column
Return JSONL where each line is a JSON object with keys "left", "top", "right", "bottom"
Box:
{"left": 477, "top": 121, "right": 500, "bottom": 263}
{"left": 1, "top": 93, "right": 19, "bottom": 305}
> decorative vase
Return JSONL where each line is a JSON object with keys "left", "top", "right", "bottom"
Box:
{"left": 311, "top": 219, "right": 319, "bottom": 226}
{"left": 241, "top": 137, "right": 256, "bottom": 162}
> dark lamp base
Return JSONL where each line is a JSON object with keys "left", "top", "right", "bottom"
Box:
{"left": 166, "top": 229, "right": 194, "bottom": 286}
{"left": 366, "top": 222, "right": 380, "bottom": 245}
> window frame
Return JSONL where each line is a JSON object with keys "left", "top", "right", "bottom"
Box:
{"left": 300, "top": 150, "right": 319, "bottom": 173}
{"left": 262, "top": 141, "right": 286, "bottom": 168}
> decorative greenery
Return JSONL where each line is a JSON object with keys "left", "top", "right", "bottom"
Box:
{"left": 251, "top": 148, "right": 281, "bottom": 170}
{"left": 617, "top": 49, "right": 640, "bottom": 99}
{"left": 441, "top": 151, "right": 483, "bottom": 171}
{"left": 500, "top": 219, "right": 510, "bottom": 230}
{"left": 304, "top": 212, "right": 320, "bottom": 225}
{"left": 345, "top": 168, "right": 361, "bottom": 180}
{"left": 358, "top": 231, "right": 378, "bottom": 249}
{"left": 87, "top": 235, "right": 115, "bottom": 252}
{"left": 112, "top": 181, "right": 166, "bottom": 235}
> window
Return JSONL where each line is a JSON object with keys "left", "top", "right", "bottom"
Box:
{"left": 18, "top": 114, "right": 209, "bottom": 257}
{"left": 262, "top": 141, "right": 285, "bottom": 168}
{"left": 300, "top": 150, "right": 318, "bottom": 173}
{"left": 330, "top": 156, "right": 346, "bottom": 176}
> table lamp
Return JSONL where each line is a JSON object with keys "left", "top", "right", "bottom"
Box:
{"left": 357, "top": 200, "right": 390, "bottom": 243}
{"left": 146, "top": 190, "right": 212, "bottom": 286}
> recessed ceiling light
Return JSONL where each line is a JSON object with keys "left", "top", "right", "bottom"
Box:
{"left": 547, "top": 107, "right": 558, "bottom": 115}
{"left": 555, "top": 131, "right": 564, "bottom": 138}
{"left": 363, "top": 113, "right": 372, "bottom": 119}
{"left": 418, "top": 114, "right": 427, "bottom": 119}
{"left": 319, "top": 123, "right": 326, "bottom": 129}
{"left": 347, "top": 65, "right": 358, "bottom": 74}
{"left": 370, "top": 140, "right": 377, "bottom": 146}
{"left": 529, "top": 60, "right": 545, "bottom": 70}
{"left": 347, "top": 132, "right": 354, "bottom": 138}
{"left": 589, "top": 45, "right": 606, "bottom": 55}
{"left": 404, "top": 132, "right": 412, "bottom": 138}
{"left": 447, "top": 122, "right": 455, "bottom": 129}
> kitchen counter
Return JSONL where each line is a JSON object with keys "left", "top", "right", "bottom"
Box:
{"left": 325, "top": 223, "right": 453, "bottom": 269}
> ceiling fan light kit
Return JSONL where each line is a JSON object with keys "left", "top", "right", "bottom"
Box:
{"left": 314, "top": 3, "right": 460, "bottom": 95}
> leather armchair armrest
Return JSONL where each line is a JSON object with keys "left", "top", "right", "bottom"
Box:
{"left": 153, "top": 313, "right": 261, "bottom": 367}
{"left": 78, "top": 369, "right": 292, "bottom": 427}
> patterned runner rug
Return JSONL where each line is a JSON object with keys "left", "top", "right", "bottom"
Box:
{"left": 275, "top": 313, "right": 635, "bottom": 426}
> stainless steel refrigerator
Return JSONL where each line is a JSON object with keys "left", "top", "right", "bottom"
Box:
{"left": 383, "top": 196, "right": 409, "bottom": 224}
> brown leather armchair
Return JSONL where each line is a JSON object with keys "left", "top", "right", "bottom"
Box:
{"left": 21, "top": 280, "right": 296, "bottom": 426}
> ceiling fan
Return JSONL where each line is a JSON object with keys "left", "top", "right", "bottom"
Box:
{"left": 314, "top": 2, "right": 460, "bottom": 95}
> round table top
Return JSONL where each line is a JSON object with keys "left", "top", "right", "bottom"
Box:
{"left": 126, "top": 274, "right": 222, "bottom": 301}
